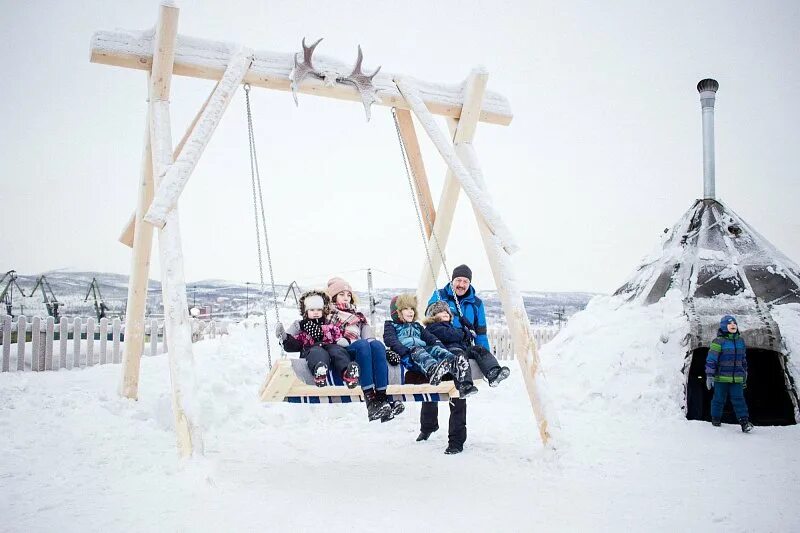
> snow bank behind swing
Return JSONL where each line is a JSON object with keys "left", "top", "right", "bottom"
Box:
{"left": 540, "top": 290, "right": 692, "bottom": 420}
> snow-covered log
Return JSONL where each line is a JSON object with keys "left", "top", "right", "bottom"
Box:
{"left": 144, "top": 48, "right": 252, "bottom": 228}
{"left": 461, "top": 142, "right": 558, "bottom": 447}
{"left": 395, "top": 76, "right": 519, "bottom": 255}
{"left": 90, "top": 29, "right": 513, "bottom": 126}
{"left": 414, "top": 72, "right": 487, "bottom": 316}
{"left": 147, "top": 4, "right": 203, "bottom": 458}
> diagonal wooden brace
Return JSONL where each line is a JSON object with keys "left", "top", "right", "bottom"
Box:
{"left": 395, "top": 76, "right": 519, "bottom": 255}
{"left": 143, "top": 48, "right": 253, "bottom": 228}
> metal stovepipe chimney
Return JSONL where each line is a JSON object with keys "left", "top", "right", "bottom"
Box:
{"left": 697, "top": 78, "right": 719, "bottom": 199}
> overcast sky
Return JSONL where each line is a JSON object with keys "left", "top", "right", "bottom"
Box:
{"left": 1, "top": 0, "right": 798, "bottom": 294}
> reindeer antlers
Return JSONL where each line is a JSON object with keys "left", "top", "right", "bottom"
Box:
{"left": 288, "top": 38, "right": 382, "bottom": 121}
{"left": 339, "top": 45, "right": 382, "bottom": 121}
{"left": 289, "top": 37, "right": 323, "bottom": 106}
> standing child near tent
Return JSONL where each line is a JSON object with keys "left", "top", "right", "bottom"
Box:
{"left": 326, "top": 277, "right": 404, "bottom": 422}
{"left": 424, "top": 300, "right": 510, "bottom": 387}
{"left": 275, "top": 290, "right": 360, "bottom": 389}
{"left": 383, "top": 293, "right": 476, "bottom": 397}
{"left": 706, "top": 314, "right": 754, "bottom": 433}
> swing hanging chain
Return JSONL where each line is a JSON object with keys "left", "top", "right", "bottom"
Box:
{"left": 244, "top": 83, "right": 283, "bottom": 369}
{"left": 390, "top": 108, "right": 464, "bottom": 319}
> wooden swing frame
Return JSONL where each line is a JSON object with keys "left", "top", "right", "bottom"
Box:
{"left": 91, "top": 3, "right": 554, "bottom": 456}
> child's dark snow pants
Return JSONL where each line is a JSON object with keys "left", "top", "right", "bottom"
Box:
{"left": 466, "top": 345, "right": 502, "bottom": 376}
{"left": 303, "top": 344, "right": 352, "bottom": 375}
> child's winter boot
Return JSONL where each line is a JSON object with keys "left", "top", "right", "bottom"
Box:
{"left": 376, "top": 389, "right": 405, "bottom": 423}
{"left": 486, "top": 366, "right": 511, "bottom": 387}
{"left": 711, "top": 418, "right": 721, "bottom": 427}
{"left": 457, "top": 383, "right": 479, "bottom": 399}
{"left": 313, "top": 362, "right": 329, "bottom": 387}
{"left": 739, "top": 417, "right": 754, "bottom": 433}
{"left": 364, "top": 388, "right": 391, "bottom": 422}
{"left": 426, "top": 359, "right": 451, "bottom": 386}
{"left": 342, "top": 361, "right": 360, "bottom": 389}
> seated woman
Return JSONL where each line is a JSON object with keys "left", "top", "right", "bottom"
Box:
{"left": 326, "top": 277, "right": 404, "bottom": 423}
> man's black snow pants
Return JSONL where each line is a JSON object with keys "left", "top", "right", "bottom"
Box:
{"left": 420, "top": 397, "right": 467, "bottom": 449}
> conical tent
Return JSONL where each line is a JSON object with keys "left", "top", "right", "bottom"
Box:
{"left": 615, "top": 198, "right": 800, "bottom": 425}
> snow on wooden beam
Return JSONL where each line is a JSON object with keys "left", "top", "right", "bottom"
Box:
{"left": 90, "top": 29, "right": 513, "bottom": 126}
{"left": 395, "top": 76, "right": 519, "bottom": 255}
{"left": 144, "top": 48, "right": 252, "bottom": 228}
{"left": 119, "top": 79, "right": 222, "bottom": 247}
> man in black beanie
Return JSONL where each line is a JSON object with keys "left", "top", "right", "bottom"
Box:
{"left": 416, "top": 264, "right": 506, "bottom": 454}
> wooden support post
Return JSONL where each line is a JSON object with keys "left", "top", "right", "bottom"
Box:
{"left": 144, "top": 49, "right": 253, "bottom": 227}
{"left": 148, "top": 3, "right": 203, "bottom": 458}
{"left": 119, "top": 110, "right": 155, "bottom": 399}
{"left": 394, "top": 109, "right": 435, "bottom": 237}
{"left": 459, "top": 140, "right": 556, "bottom": 448}
{"left": 395, "top": 76, "right": 518, "bottom": 255}
{"left": 119, "top": 80, "right": 222, "bottom": 247}
{"left": 412, "top": 71, "right": 488, "bottom": 315}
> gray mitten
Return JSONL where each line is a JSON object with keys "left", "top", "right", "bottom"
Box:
{"left": 706, "top": 376, "right": 714, "bottom": 390}
{"left": 275, "top": 322, "right": 286, "bottom": 339}
{"left": 336, "top": 337, "right": 349, "bottom": 347}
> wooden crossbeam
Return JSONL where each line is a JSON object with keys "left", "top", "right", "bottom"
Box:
{"left": 90, "top": 30, "right": 513, "bottom": 126}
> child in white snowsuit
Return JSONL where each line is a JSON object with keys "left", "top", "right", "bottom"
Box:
{"left": 326, "top": 277, "right": 403, "bottom": 422}
{"left": 382, "top": 293, "right": 476, "bottom": 398}
{"left": 276, "top": 290, "right": 360, "bottom": 388}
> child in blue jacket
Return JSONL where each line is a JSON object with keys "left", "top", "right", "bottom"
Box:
{"left": 706, "top": 314, "right": 753, "bottom": 433}
{"left": 383, "top": 293, "right": 477, "bottom": 398}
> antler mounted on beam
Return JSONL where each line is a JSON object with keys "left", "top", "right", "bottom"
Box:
{"left": 90, "top": 29, "right": 513, "bottom": 126}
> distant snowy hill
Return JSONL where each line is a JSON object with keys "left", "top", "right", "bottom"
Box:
{"left": 4, "top": 271, "right": 595, "bottom": 325}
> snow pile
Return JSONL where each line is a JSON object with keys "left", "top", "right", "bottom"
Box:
{"left": 772, "top": 303, "right": 800, "bottom": 381}
{"left": 3, "top": 300, "right": 800, "bottom": 531}
{"left": 542, "top": 290, "right": 690, "bottom": 420}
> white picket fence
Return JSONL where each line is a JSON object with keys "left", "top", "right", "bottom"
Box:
{"left": 0, "top": 315, "right": 229, "bottom": 372}
{"left": 488, "top": 325, "right": 558, "bottom": 361}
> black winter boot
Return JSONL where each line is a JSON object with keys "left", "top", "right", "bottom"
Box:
{"left": 426, "top": 359, "right": 451, "bottom": 386}
{"left": 486, "top": 366, "right": 511, "bottom": 387}
{"left": 457, "top": 383, "right": 479, "bottom": 399}
{"left": 364, "top": 388, "right": 391, "bottom": 422}
{"left": 711, "top": 418, "right": 721, "bottom": 427}
{"left": 376, "top": 390, "right": 405, "bottom": 423}
{"left": 416, "top": 430, "right": 435, "bottom": 441}
{"left": 740, "top": 418, "right": 754, "bottom": 433}
{"left": 444, "top": 444, "right": 463, "bottom": 455}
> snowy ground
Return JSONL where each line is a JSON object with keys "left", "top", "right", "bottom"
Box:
{"left": 2, "top": 298, "right": 799, "bottom": 532}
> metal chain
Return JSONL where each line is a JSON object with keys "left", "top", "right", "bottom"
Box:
{"left": 244, "top": 84, "right": 282, "bottom": 369}
{"left": 390, "top": 108, "right": 464, "bottom": 319}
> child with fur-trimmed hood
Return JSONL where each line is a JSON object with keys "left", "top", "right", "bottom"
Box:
{"left": 383, "top": 293, "right": 477, "bottom": 398}
{"left": 424, "top": 300, "right": 510, "bottom": 387}
{"left": 275, "top": 290, "right": 360, "bottom": 388}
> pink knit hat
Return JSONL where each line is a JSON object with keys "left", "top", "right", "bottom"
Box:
{"left": 326, "top": 277, "right": 353, "bottom": 300}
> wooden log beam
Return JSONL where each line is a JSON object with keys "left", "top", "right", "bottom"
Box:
{"left": 144, "top": 48, "right": 252, "bottom": 227}
{"left": 395, "top": 76, "right": 518, "bottom": 255}
{"left": 119, "top": 80, "right": 221, "bottom": 248}
{"left": 415, "top": 72, "right": 488, "bottom": 315}
{"left": 459, "top": 142, "right": 557, "bottom": 448}
{"left": 119, "top": 107, "right": 155, "bottom": 399}
{"left": 148, "top": 3, "right": 203, "bottom": 458}
{"left": 394, "top": 109, "right": 435, "bottom": 237}
{"left": 90, "top": 29, "right": 513, "bottom": 126}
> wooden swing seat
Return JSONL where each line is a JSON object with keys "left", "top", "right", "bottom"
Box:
{"left": 259, "top": 357, "right": 485, "bottom": 404}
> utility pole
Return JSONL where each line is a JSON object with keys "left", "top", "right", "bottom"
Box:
{"left": 554, "top": 306, "right": 566, "bottom": 330}
{"left": 366, "top": 268, "right": 380, "bottom": 327}
{"left": 245, "top": 282, "right": 250, "bottom": 318}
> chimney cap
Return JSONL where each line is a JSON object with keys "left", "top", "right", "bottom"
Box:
{"left": 697, "top": 78, "right": 719, "bottom": 93}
